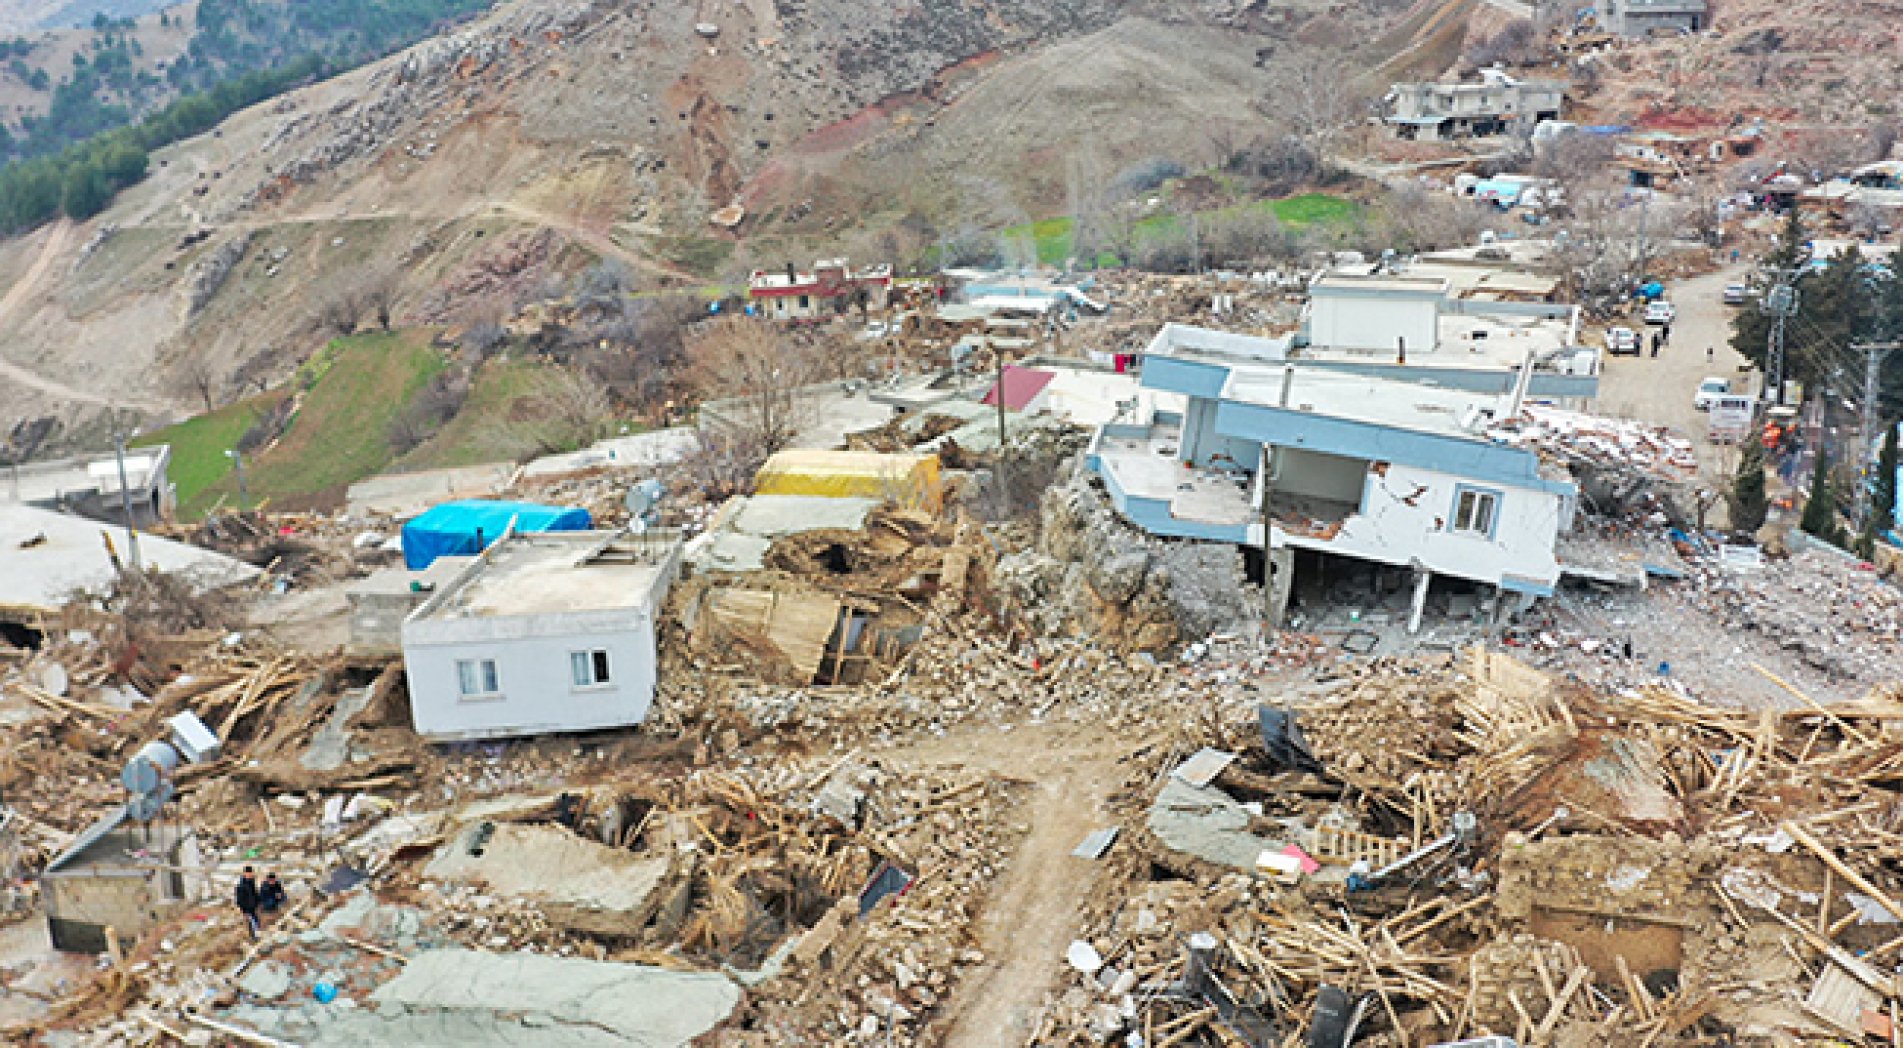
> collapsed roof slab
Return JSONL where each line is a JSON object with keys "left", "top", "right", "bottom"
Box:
{"left": 423, "top": 822, "right": 671, "bottom": 937}
{"left": 0, "top": 503, "right": 259, "bottom": 615}
{"left": 300, "top": 948, "right": 740, "bottom": 1048}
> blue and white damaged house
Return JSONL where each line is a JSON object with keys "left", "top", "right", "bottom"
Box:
{"left": 1087, "top": 312, "right": 1598, "bottom": 633}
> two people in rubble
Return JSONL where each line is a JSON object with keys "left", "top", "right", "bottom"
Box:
{"left": 234, "top": 867, "right": 288, "bottom": 937}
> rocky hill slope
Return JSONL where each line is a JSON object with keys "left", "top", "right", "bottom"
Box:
{"left": 0, "top": 0, "right": 1403, "bottom": 447}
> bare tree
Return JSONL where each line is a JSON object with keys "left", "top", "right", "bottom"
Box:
{"left": 361, "top": 280, "right": 396, "bottom": 331}
{"left": 1869, "top": 122, "right": 1900, "bottom": 164}
{"left": 476, "top": 366, "right": 615, "bottom": 459}
{"left": 1370, "top": 182, "right": 1488, "bottom": 253}
{"left": 1676, "top": 175, "right": 1726, "bottom": 248}
{"left": 180, "top": 354, "right": 219, "bottom": 413}
{"left": 1464, "top": 19, "right": 1536, "bottom": 72}
{"left": 1259, "top": 47, "right": 1368, "bottom": 159}
{"left": 1549, "top": 183, "right": 1646, "bottom": 315}
{"left": 1531, "top": 131, "right": 1616, "bottom": 188}
{"left": 317, "top": 287, "right": 364, "bottom": 336}
{"left": 462, "top": 321, "right": 509, "bottom": 359}
{"left": 1848, "top": 202, "right": 1889, "bottom": 239}
{"left": 686, "top": 317, "right": 824, "bottom": 463}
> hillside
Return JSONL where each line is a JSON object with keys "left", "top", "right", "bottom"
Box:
{"left": 1589, "top": 0, "right": 1902, "bottom": 129}
{"left": 0, "top": 0, "right": 1419, "bottom": 450}
{"left": 0, "top": 0, "right": 172, "bottom": 33}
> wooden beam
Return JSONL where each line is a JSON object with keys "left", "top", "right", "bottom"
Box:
{"left": 1782, "top": 821, "right": 1903, "bottom": 927}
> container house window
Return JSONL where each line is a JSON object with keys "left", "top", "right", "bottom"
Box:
{"left": 571, "top": 650, "right": 612, "bottom": 688}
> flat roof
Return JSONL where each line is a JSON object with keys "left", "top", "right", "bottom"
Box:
{"left": 419, "top": 532, "right": 675, "bottom": 620}
{"left": 1145, "top": 322, "right": 1292, "bottom": 364}
{"left": 345, "top": 556, "right": 474, "bottom": 599}
{"left": 1222, "top": 366, "right": 1509, "bottom": 442}
{"left": 1398, "top": 261, "right": 1559, "bottom": 298}
{"left": 2, "top": 445, "right": 169, "bottom": 505}
{"left": 0, "top": 503, "right": 257, "bottom": 612}
{"left": 1310, "top": 273, "right": 1450, "bottom": 297}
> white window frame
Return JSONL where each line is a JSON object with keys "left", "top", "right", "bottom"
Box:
{"left": 456, "top": 658, "right": 501, "bottom": 702}
{"left": 1450, "top": 486, "right": 1501, "bottom": 539}
{"left": 570, "top": 649, "right": 613, "bottom": 691}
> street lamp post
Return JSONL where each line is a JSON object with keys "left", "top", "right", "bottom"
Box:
{"left": 226, "top": 449, "right": 247, "bottom": 512}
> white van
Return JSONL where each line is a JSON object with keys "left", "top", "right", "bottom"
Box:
{"left": 1707, "top": 394, "right": 1754, "bottom": 442}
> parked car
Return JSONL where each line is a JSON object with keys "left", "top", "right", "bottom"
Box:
{"left": 1644, "top": 300, "right": 1676, "bottom": 325}
{"left": 1606, "top": 327, "right": 1641, "bottom": 355}
{"left": 1722, "top": 283, "right": 1750, "bottom": 305}
{"left": 1693, "top": 376, "right": 1731, "bottom": 410}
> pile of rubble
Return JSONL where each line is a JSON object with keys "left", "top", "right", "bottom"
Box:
{"left": 1509, "top": 405, "right": 1700, "bottom": 485}
{"left": 1041, "top": 645, "right": 1903, "bottom": 1046}
{"left": 1699, "top": 545, "right": 1903, "bottom": 680}
{"left": 997, "top": 470, "right": 1263, "bottom": 652}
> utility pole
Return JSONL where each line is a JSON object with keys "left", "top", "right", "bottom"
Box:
{"left": 994, "top": 342, "right": 1007, "bottom": 448}
{"left": 226, "top": 449, "right": 247, "bottom": 512}
{"left": 112, "top": 433, "right": 142, "bottom": 572}
{"left": 1633, "top": 188, "right": 1651, "bottom": 287}
{"left": 1857, "top": 340, "right": 1903, "bottom": 524}
{"left": 1758, "top": 266, "right": 1803, "bottom": 407}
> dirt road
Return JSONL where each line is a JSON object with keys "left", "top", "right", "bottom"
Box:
{"left": 1593, "top": 264, "right": 1755, "bottom": 481}
{"left": 0, "top": 221, "right": 163, "bottom": 412}
{"left": 879, "top": 722, "right": 1137, "bottom": 1048}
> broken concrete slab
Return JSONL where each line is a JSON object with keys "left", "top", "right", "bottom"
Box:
{"left": 1147, "top": 777, "right": 1288, "bottom": 871}
{"left": 304, "top": 948, "right": 740, "bottom": 1048}
{"left": 1171, "top": 747, "right": 1237, "bottom": 788}
{"left": 686, "top": 495, "right": 883, "bottom": 573}
{"left": 424, "top": 822, "right": 670, "bottom": 936}
{"left": 238, "top": 960, "right": 293, "bottom": 1000}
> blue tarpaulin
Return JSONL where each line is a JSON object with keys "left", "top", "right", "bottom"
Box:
{"left": 401, "top": 500, "right": 592, "bottom": 569}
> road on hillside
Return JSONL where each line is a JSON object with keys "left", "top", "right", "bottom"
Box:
{"left": 0, "top": 220, "right": 165, "bottom": 412}
{"left": 1592, "top": 264, "right": 1755, "bottom": 483}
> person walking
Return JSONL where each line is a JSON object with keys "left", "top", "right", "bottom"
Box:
{"left": 235, "top": 867, "right": 262, "bottom": 937}
{"left": 1707, "top": 346, "right": 1714, "bottom": 364}
{"left": 260, "top": 872, "right": 287, "bottom": 916}
{"left": 1650, "top": 332, "right": 1660, "bottom": 358}
{"left": 1662, "top": 322, "right": 1672, "bottom": 345}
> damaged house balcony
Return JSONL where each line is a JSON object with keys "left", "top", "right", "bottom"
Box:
{"left": 1092, "top": 331, "right": 1580, "bottom": 634}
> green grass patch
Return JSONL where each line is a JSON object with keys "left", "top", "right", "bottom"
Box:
{"left": 133, "top": 391, "right": 287, "bottom": 509}
{"left": 182, "top": 330, "right": 446, "bottom": 516}
{"left": 651, "top": 235, "right": 735, "bottom": 279}
{"left": 1265, "top": 193, "right": 1360, "bottom": 228}
{"left": 395, "top": 358, "right": 548, "bottom": 471}
{"left": 1000, "top": 192, "right": 1359, "bottom": 267}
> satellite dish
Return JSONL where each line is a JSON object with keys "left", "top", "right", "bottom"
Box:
{"left": 122, "top": 756, "right": 161, "bottom": 794}
{"left": 623, "top": 478, "right": 665, "bottom": 525}
{"left": 121, "top": 741, "right": 181, "bottom": 823}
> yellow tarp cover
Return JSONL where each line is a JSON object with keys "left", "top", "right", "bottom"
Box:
{"left": 754, "top": 450, "right": 943, "bottom": 512}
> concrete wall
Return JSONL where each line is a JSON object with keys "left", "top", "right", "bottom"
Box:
{"left": 43, "top": 829, "right": 188, "bottom": 954}
{"left": 1274, "top": 448, "right": 1367, "bottom": 504}
{"left": 403, "top": 609, "right": 659, "bottom": 741}
{"left": 349, "top": 590, "right": 423, "bottom": 656}
{"left": 1283, "top": 459, "right": 1565, "bottom": 590}
{"left": 1308, "top": 292, "right": 1440, "bottom": 355}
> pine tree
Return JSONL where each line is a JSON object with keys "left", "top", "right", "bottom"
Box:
{"left": 1800, "top": 452, "right": 1843, "bottom": 545}
{"left": 1863, "top": 424, "right": 1902, "bottom": 559}
{"left": 57, "top": 161, "right": 108, "bottom": 219}
{"left": 1730, "top": 438, "right": 1769, "bottom": 535}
